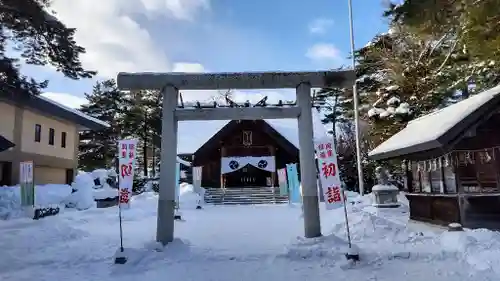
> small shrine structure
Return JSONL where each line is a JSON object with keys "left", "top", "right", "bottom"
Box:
{"left": 369, "top": 84, "right": 500, "bottom": 229}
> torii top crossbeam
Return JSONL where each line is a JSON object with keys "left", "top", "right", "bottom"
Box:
{"left": 116, "top": 70, "right": 355, "bottom": 90}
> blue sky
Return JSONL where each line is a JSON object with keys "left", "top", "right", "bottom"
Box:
{"left": 28, "top": 0, "right": 389, "bottom": 108}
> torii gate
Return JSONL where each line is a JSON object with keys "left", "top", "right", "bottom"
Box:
{"left": 117, "top": 70, "right": 355, "bottom": 245}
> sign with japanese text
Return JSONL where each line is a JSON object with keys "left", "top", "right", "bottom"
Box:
{"left": 315, "top": 137, "right": 344, "bottom": 210}
{"left": 277, "top": 168, "right": 288, "bottom": 196}
{"left": 118, "top": 139, "right": 138, "bottom": 209}
{"left": 20, "top": 161, "right": 35, "bottom": 207}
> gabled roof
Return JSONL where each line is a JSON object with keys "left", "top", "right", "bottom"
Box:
{"left": 369, "top": 84, "right": 500, "bottom": 161}
{"left": 176, "top": 108, "right": 328, "bottom": 154}
{"left": 193, "top": 120, "right": 300, "bottom": 159}
{"left": 0, "top": 92, "right": 109, "bottom": 131}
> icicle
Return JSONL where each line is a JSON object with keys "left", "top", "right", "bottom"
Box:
{"left": 417, "top": 162, "right": 422, "bottom": 172}
{"left": 426, "top": 160, "right": 432, "bottom": 172}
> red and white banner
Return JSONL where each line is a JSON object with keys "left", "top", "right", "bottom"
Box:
{"left": 315, "top": 137, "right": 344, "bottom": 210}
{"left": 118, "top": 139, "right": 138, "bottom": 209}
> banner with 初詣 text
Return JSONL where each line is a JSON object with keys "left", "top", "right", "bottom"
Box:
{"left": 315, "top": 137, "right": 344, "bottom": 210}
{"left": 118, "top": 139, "right": 138, "bottom": 209}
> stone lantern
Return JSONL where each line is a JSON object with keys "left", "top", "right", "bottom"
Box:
{"left": 372, "top": 166, "right": 400, "bottom": 208}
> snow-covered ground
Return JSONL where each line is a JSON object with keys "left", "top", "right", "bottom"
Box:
{"left": 0, "top": 191, "right": 499, "bottom": 281}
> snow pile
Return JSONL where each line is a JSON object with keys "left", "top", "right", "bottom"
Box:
{"left": 77, "top": 169, "right": 118, "bottom": 200}
{"left": 2, "top": 188, "right": 500, "bottom": 280}
{"left": 440, "top": 229, "right": 500, "bottom": 274}
{"left": 65, "top": 173, "right": 96, "bottom": 210}
{"left": 91, "top": 169, "right": 117, "bottom": 189}
{"left": 0, "top": 184, "right": 72, "bottom": 219}
{"left": 178, "top": 183, "right": 204, "bottom": 209}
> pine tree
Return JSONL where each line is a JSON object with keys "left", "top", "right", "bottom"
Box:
{"left": 121, "top": 90, "right": 162, "bottom": 177}
{"left": 384, "top": 0, "right": 500, "bottom": 93}
{"left": 78, "top": 80, "right": 124, "bottom": 171}
{"left": 1, "top": 0, "right": 95, "bottom": 96}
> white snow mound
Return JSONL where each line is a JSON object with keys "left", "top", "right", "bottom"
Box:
{"left": 178, "top": 183, "right": 204, "bottom": 209}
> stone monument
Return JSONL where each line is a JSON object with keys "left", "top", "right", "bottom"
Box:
{"left": 372, "top": 166, "right": 400, "bottom": 208}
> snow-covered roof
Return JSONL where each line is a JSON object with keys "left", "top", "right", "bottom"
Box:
{"left": 369, "top": 84, "right": 500, "bottom": 160}
{"left": 177, "top": 108, "right": 328, "bottom": 154}
{"left": 37, "top": 95, "right": 110, "bottom": 129}
{"left": 177, "top": 156, "right": 191, "bottom": 167}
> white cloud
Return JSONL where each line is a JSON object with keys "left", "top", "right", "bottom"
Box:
{"left": 308, "top": 18, "right": 334, "bottom": 35}
{"left": 306, "top": 43, "right": 341, "bottom": 62}
{"left": 41, "top": 92, "right": 88, "bottom": 109}
{"left": 172, "top": 63, "right": 207, "bottom": 72}
{"left": 49, "top": 0, "right": 210, "bottom": 79}
{"left": 140, "top": 0, "right": 210, "bottom": 21}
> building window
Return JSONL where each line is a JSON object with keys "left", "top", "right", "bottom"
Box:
{"left": 61, "top": 132, "right": 67, "bottom": 148}
{"left": 48, "top": 128, "right": 55, "bottom": 145}
{"left": 34, "top": 124, "right": 41, "bottom": 142}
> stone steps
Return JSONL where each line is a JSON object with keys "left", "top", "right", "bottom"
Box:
{"left": 204, "top": 187, "right": 289, "bottom": 205}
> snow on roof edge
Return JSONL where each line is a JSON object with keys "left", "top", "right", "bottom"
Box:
{"left": 38, "top": 95, "right": 110, "bottom": 128}
{"left": 177, "top": 156, "right": 191, "bottom": 166}
{"left": 369, "top": 84, "right": 500, "bottom": 159}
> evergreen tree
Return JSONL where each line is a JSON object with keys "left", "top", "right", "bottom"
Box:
{"left": 1, "top": 0, "right": 95, "bottom": 96}
{"left": 121, "top": 90, "right": 162, "bottom": 177}
{"left": 384, "top": 0, "right": 500, "bottom": 93}
{"left": 78, "top": 80, "right": 124, "bottom": 171}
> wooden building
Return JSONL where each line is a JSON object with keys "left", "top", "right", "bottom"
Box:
{"left": 369, "top": 84, "right": 500, "bottom": 229}
{"left": 191, "top": 120, "right": 299, "bottom": 188}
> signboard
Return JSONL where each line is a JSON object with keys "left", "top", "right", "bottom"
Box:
{"left": 20, "top": 161, "right": 35, "bottom": 207}
{"left": 286, "top": 163, "right": 301, "bottom": 204}
{"left": 315, "top": 137, "right": 344, "bottom": 210}
{"left": 118, "top": 139, "right": 138, "bottom": 208}
{"left": 277, "top": 168, "right": 288, "bottom": 195}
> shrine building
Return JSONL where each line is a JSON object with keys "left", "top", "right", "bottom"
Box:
{"left": 177, "top": 111, "right": 327, "bottom": 189}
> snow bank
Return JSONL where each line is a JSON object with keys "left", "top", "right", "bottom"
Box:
{"left": 0, "top": 184, "right": 72, "bottom": 219}
{"left": 0, "top": 168, "right": 119, "bottom": 219}
{"left": 76, "top": 169, "right": 118, "bottom": 200}
{"left": 440, "top": 229, "right": 500, "bottom": 274}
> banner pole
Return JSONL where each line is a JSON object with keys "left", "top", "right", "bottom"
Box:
{"left": 341, "top": 189, "right": 352, "bottom": 248}
{"left": 115, "top": 170, "right": 127, "bottom": 264}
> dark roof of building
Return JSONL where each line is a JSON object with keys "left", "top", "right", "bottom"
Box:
{"left": 0, "top": 92, "right": 109, "bottom": 131}
{"left": 193, "top": 120, "right": 299, "bottom": 159}
{"left": 369, "top": 84, "right": 500, "bottom": 161}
